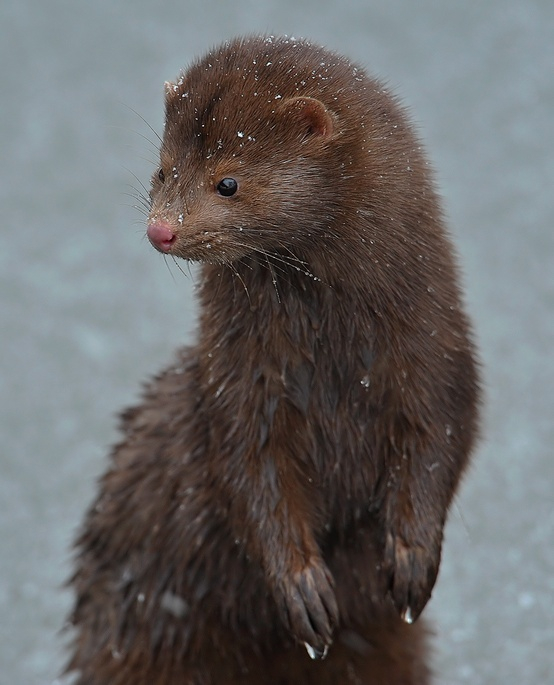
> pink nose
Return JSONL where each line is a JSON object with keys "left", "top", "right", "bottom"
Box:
{"left": 147, "top": 221, "right": 176, "bottom": 252}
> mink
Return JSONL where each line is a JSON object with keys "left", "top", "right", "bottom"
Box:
{"left": 66, "top": 35, "right": 480, "bottom": 685}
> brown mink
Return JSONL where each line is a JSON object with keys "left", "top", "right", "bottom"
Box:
{"left": 66, "top": 35, "right": 480, "bottom": 684}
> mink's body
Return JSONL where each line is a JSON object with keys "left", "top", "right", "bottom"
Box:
{"left": 67, "top": 36, "right": 480, "bottom": 684}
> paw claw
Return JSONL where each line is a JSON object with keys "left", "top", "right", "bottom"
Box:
{"left": 384, "top": 532, "right": 441, "bottom": 623}
{"left": 401, "top": 606, "right": 414, "bottom": 625}
{"left": 304, "top": 642, "right": 329, "bottom": 660}
{"left": 277, "top": 558, "right": 338, "bottom": 654}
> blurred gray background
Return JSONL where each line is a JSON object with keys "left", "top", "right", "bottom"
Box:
{"left": 1, "top": 0, "right": 552, "bottom": 683}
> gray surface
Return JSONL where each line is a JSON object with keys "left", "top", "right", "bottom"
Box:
{"left": 1, "top": 1, "right": 552, "bottom": 683}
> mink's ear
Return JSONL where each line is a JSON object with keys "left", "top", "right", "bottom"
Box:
{"left": 278, "top": 97, "right": 335, "bottom": 140}
{"left": 164, "top": 81, "right": 177, "bottom": 100}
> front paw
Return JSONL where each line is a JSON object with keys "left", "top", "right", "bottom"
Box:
{"left": 276, "top": 558, "right": 338, "bottom": 658}
{"left": 384, "top": 531, "right": 442, "bottom": 624}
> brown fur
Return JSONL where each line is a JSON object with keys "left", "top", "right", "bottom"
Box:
{"left": 66, "top": 36, "right": 480, "bottom": 684}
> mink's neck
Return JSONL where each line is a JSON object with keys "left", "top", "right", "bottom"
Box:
{"left": 192, "top": 254, "right": 384, "bottom": 515}
{"left": 196, "top": 256, "right": 359, "bottom": 360}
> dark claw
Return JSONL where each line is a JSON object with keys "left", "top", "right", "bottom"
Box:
{"left": 304, "top": 642, "right": 329, "bottom": 660}
{"left": 277, "top": 558, "right": 338, "bottom": 655}
{"left": 384, "top": 532, "right": 441, "bottom": 624}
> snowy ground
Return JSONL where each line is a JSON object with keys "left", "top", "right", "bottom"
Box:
{"left": 1, "top": 1, "right": 552, "bottom": 683}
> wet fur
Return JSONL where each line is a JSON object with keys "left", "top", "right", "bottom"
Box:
{"left": 67, "top": 36, "right": 480, "bottom": 684}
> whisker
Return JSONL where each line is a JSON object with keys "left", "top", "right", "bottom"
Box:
{"left": 121, "top": 104, "right": 163, "bottom": 146}
{"left": 107, "top": 122, "right": 160, "bottom": 156}
{"left": 229, "top": 260, "right": 252, "bottom": 307}
{"left": 265, "top": 254, "right": 281, "bottom": 303}
{"left": 123, "top": 168, "right": 152, "bottom": 201}
{"left": 163, "top": 255, "right": 178, "bottom": 284}
{"left": 123, "top": 184, "right": 149, "bottom": 201}
{"left": 137, "top": 153, "right": 161, "bottom": 167}
{"left": 125, "top": 205, "right": 149, "bottom": 219}
{"left": 272, "top": 243, "right": 327, "bottom": 286}
{"left": 211, "top": 264, "right": 225, "bottom": 305}
{"left": 171, "top": 255, "right": 190, "bottom": 280}
{"left": 246, "top": 247, "right": 294, "bottom": 289}
{"left": 225, "top": 226, "right": 322, "bottom": 285}
{"left": 256, "top": 246, "right": 311, "bottom": 281}
{"left": 122, "top": 191, "right": 151, "bottom": 214}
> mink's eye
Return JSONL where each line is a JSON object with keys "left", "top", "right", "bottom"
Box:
{"left": 158, "top": 168, "right": 165, "bottom": 183}
{"left": 216, "top": 178, "right": 238, "bottom": 197}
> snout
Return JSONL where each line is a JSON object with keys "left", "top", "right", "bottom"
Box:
{"left": 147, "top": 221, "right": 177, "bottom": 253}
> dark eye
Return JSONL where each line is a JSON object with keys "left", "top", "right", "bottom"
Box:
{"left": 216, "top": 177, "right": 238, "bottom": 197}
{"left": 158, "top": 168, "right": 165, "bottom": 183}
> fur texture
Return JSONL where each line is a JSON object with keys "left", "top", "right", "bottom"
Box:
{"left": 66, "top": 36, "right": 480, "bottom": 684}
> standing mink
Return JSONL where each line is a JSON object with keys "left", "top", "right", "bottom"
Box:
{"left": 67, "top": 36, "right": 480, "bottom": 684}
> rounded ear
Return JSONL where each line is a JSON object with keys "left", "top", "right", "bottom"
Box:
{"left": 278, "top": 97, "right": 335, "bottom": 139}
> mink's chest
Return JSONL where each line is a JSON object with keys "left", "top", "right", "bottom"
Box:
{"left": 195, "top": 289, "right": 383, "bottom": 512}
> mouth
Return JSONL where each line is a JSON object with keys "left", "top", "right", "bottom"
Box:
{"left": 147, "top": 221, "right": 258, "bottom": 265}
